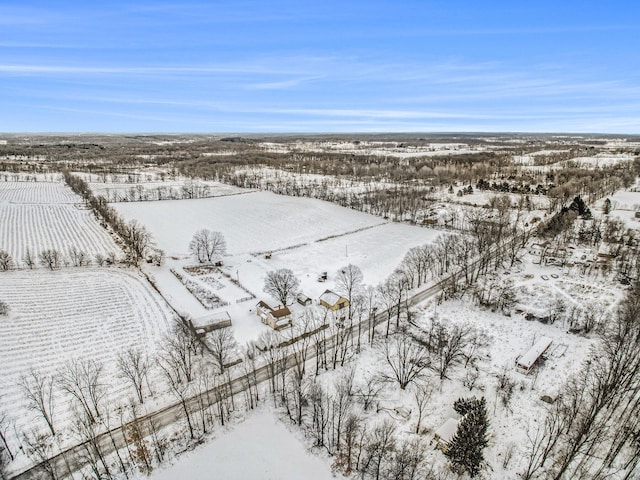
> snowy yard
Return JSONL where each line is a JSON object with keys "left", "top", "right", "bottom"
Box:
{"left": 598, "top": 189, "right": 640, "bottom": 225}
{"left": 121, "top": 193, "right": 442, "bottom": 345}
{"left": 146, "top": 409, "right": 340, "bottom": 480}
{"left": 407, "top": 296, "right": 596, "bottom": 479}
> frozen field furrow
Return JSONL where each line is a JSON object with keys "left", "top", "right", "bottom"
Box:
{"left": 0, "top": 268, "right": 175, "bottom": 437}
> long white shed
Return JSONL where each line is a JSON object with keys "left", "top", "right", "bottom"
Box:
{"left": 516, "top": 336, "right": 553, "bottom": 374}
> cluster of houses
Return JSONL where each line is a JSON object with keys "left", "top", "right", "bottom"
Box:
{"left": 255, "top": 289, "right": 349, "bottom": 330}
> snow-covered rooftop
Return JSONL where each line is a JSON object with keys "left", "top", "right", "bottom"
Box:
{"left": 319, "top": 289, "right": 341, "bottom": 306}
{"left": 517, "top": 336, "right": 553, "bottom": 370}
{"left": 434, "top": 417, "right": 459, "bottom": 444}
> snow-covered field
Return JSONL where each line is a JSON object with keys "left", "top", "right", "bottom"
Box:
{"left": 592, "top": 182, "right": 640, "bottom": 225}
{"left": 87, "top": 178, "right": 247, "bottom": 202}
{"left": 237, "top": 222, "right": 441, "bottom": 302}
{"left": 0, "top": 181, "right": 121, "bottom": 262}
{"left": 564, "top": 154, "right": 636, "bottom": 168}
{"left": 117, "top": 192, "right": 441, "bottom": 345}
{"left": 260, "top": 140, "right": 486, "bottom": 158}
{"left": 146, "top": 408, "right": 340, "bottom": 480}
{"left": 0, "top": 181, "right": 77, "bottom": 203}
{"left": 114, "top": 191, "right": 388, "bottom": 256}
{"left": 0, "top": 268, "right": 175, "bottom": 435}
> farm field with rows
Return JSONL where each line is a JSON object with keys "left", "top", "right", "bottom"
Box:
{"left": 0, "top": 180, "right": 121, "bottom": 262}
{"left": 0, "top": 268, "right": 176, "bottom": 438}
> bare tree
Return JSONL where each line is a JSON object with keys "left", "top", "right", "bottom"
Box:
{"left": 328, "top": 368, "right": 355, "bottom": 454}
{"left": 520, "top": 408, "right": 565, "bottom": 480}
{"left": 284, "top": 314, "right": 317, "bottom": 424}
{"left": 307, "top": 380, "right": 330, "bottom": 448}
{"left": 122, "top": 402, "right": 153, "bottom": 473}
{"left": 188, "top": 229, "right": 226, "bottom": 263}
{"left": 157, "top": 353, "right": 195, "bottom": 439}
{"left": 418, "top": 319, "right": 476, "bottom": 380}
{"left": 117, "top": 347, "right": 151, "bottom": 404}
{"left": 0, "top": 409, "right": 14, "bottom": 463}
{"left": 401, "top": 245, "right": 432, "bottom": 288}
{"left": 258, "top": 329, "right": 287, "bottom": 397}
{"left": 97, "top": 405, "right": 130, "bottom": 478}
{"left": 19, "top": 370, "right": 57, "bottom": 436}
{"left": 359, "top": 419, "right": 397, "bottom": 480}
{"left": 160, "top": 320, "right": 201, "bottom": 384}
{"left": 59, "top": 359, "right": 105, "bottom": 424}
{"left": 207, "top": 327, "right": 238, "bottom": 373}
{"left": 242, "top": 343, "right": 260, "bottom": 410}
{"left": 23, "top": 247, "right": 35, "bottom": 269}
{"left": 68, "top": 246, "right": 89, "bottom": 267}
{"left": 0, "top": 251, "right": 13, "bottom": 271}
{"left": 22, "top": 430, "right": 59, "bottom": 480}
{"left": 94, "top": 253, "right": 105, "bottom": 267}
{"left": 263, "top": 268, "right": 300, "bottom": 306}
{"left": 335, "top": 264, "right": 364, "bottom": 321}
{"left": 39, "top": 249, "right": 62, "bottom": 270}
{"left": 338, "top": 411, "right": 363, "bottom": 475}
{"left": 354, "top": 372, "right": 384, "bottom": 411}
{"left": 71, "top": 408, "right": 112, "bottom": 480}
{"left": 413, "top": 380, "right": 435, "bottom": 434}
{"left": 123, "top": 220, "right": 152, "bottom": 264}
{"left": 388, "top": 436, "right": 429, "bottom": 480}
{"left": 382, "top": 332, "right": 431, "bottom": 390}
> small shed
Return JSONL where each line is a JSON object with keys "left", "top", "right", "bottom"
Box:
{"left": 189, "top": 311, "right": 232, "bottom": 335}
{"left": 433, "top": 418, "right": 460, "bottom": 452}
{"left": 297, "top": 293, "right": 312, "bottom": 306}
{"left": 516, "top": 336, "right": 553, "bottom": 374}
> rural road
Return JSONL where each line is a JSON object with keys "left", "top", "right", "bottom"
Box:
{"left": 10, "top": 246, "right": 496, "bottom": 480}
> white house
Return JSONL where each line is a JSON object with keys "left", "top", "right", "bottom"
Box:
{"left": 257, "top": 301, "right": 292, "bottom": 330}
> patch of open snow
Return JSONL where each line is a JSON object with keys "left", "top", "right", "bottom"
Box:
{"left": 147, "top": 408, "right": 341, "bottom": 480}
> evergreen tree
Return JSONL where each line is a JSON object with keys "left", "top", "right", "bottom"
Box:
{"left": 445, "top": 397, "right": 489, "bottom": 477}
{"left": 453, "top": 396, "right": 480, "bottom": 416}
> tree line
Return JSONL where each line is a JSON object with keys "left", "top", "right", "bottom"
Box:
{"left": 62, "top": 171, "right": 162, "bottom": 266}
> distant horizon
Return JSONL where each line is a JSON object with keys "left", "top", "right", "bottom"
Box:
{"left": 2, "top": 1, "right": 639, "bottom": 133}
{"left": 1, "top": 131, "right": 639, "bottom": 138}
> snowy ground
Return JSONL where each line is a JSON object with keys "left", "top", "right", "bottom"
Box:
{"left": 84, "top": 176, "right": 248, "bottom": 202}
{"left": 145, "top": 408, "right": 342, "bottom": 480}
{"left": 563, "top": 153, "right": 637, "bottom": 168}
{"left": 599, "top": 189, "right": 640, "bottom": 225}
{"left": 0, "top": 180, "right": 121, "bottom": 262}
{"left": 117, "top": 192, "right": 442, "bottom": 345}
{"left": 0, "top": 268, "right": 176, "bottom": 446}
{"left": 114, "top": 191, "right": 387, "bottom": 256}
{"left": 259, "top": 140, "right": 487, "bottom": 158}
{"left": 297, "top": 252, "right": 619, "bottom": 479}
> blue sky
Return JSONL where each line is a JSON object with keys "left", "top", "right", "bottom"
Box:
{"left": 1, "top": 1, "right": 639, "bottom": 133}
